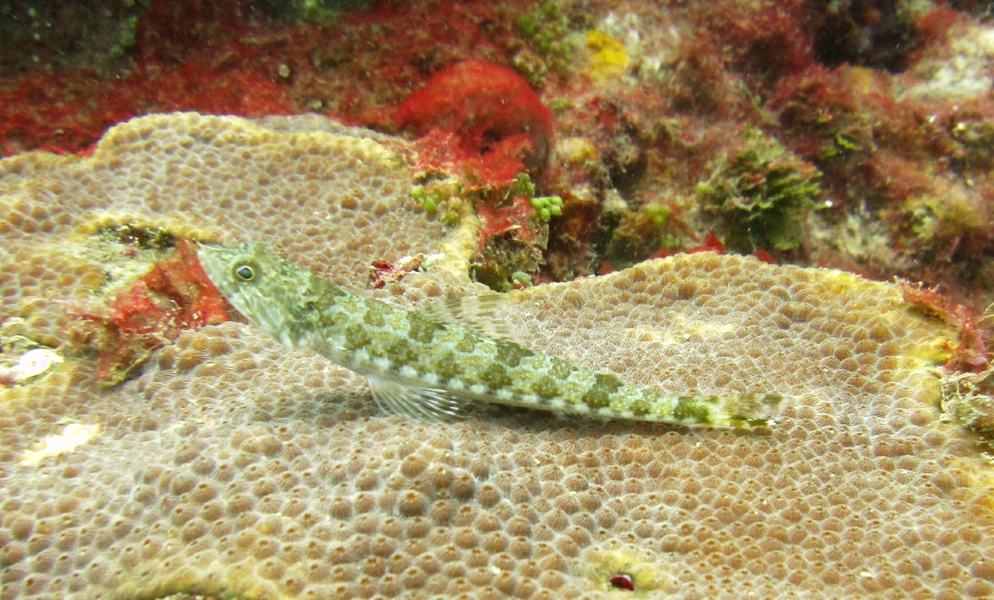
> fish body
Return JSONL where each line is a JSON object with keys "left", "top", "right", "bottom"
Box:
{"left": 197, "top": 243, "right": 781, "bottom": 428}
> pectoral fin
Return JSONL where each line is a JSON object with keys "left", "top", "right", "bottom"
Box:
{"left": 366, "top": 375, "right": 474, "bottom": 422}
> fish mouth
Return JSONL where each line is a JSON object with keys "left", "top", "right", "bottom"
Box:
{"left": 196, "top": 245, "right": 236, "bottom": 291}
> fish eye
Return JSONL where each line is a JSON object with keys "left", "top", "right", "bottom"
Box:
{"left": 234, "top": 263, "right": 256, "bottom": 281}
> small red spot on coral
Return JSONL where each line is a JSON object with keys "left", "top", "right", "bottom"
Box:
{"left": 688, "top": 231, "right": 725, "bottom": 255}
{"left": 898, "top": 280, "right": 990, "bottom": 373}
{"left": 369, "top": 260, "right": 393, "bottom": 290}
{"left": 390, "top": 60, "right": 553, "bottom": 182}
{"left": 609, "top": 573, "right": 635, "bottom": 591}
{"left": 752, "top": 249, "right": 779, "bottom": 264}
{"left": 368, "top": 255, "right": 425, "bottom": 290}
{"left": 77, "top": 142, "right": 100, "bottom": 158}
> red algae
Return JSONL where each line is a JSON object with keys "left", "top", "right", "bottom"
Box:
{"left": 391, "top": 60, "right": 554, "bottom": 176}
{"left": 409, "top": 129, "right": 532, "bottom": 191}
{"left": 0, "top": 0, "right": 535, "bottom": 158}
{"left": 0, "top": 0, "right": 296, "bottom": 156}
{"left": 899, "top": 281, "right": 989, "bottom": 373}
{"left": 71, "top": 238, "right": 233, "bottom": 385}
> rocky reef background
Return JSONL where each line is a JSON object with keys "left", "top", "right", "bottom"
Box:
{"left": 4, "top": 0, "right": 994, "bottom": 312}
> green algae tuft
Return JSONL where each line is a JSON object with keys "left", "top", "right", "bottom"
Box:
{"left": 697, "top": 129, "right": 822, "bottom": 254}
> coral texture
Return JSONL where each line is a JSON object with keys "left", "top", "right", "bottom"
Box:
{"left": 0, "top": 112, "right": 470, "bottom": 354}
{"left": 3, "top": 113, "right": 994, "bottom": 599}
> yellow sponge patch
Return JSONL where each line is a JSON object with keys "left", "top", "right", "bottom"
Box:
{"left": 586, "top": 30, "right": 630, "bottom": 80}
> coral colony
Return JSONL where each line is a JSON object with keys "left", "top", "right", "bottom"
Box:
{"left": 2, "top": 0, "right": 994, "bottom": 598}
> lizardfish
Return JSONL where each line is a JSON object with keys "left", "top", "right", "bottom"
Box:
{"left": 197, "top": 243, "right": 781, "bottom": 428}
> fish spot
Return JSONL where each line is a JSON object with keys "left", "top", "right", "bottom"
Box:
{"left": 548, "top": 359, "right": 573, "bottom": 380}
{"left": 481, "top": 362, "right": 512, "bottom": 389}
{"left": 533, "top": 376, "right": 561, "bottom": 400}
{"left": 387, "top": 337, "right": 419, "bottom": 366}
{"left": 408, "top": 315, "right": 445, "bottom": 344}
{"left": 363, "top": 305, "right": 387, "bottom": 327}
{"left": 434, "top": 352, "right": 462, "bottom": 380}
{"left": 495, "top": 341, "right": 534, "bottom": 367}
{"left": 673, "top": 396, "right": 712, "bottom": 424}
{"left": 294, "top": 294, "right": 339, "bottom": 322}
{"left": 581, "top": 374, "right": 623, "bottom": 409}
{"left": 456, "top": 334, "right": 479, "bottom": 354}
{"left": 629, "top": 394, "right": 652, "bottom": 417}
{"left": 344, "top": 324, "right": 372, "bottom": 352}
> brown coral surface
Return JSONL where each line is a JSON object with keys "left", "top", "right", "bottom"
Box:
{"left": 2, "top": 113, "right": 994, "bottom": 599}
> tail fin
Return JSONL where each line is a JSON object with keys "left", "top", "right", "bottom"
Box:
{"left": 717, "top": 393, "right": 784, "bottom": 428}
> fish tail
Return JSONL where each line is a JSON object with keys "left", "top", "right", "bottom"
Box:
{"left": 633, "top": 389, "right": 783, "bottom": 428}
{"left": 709, "top": 392, "right": 783, "bottom": 428}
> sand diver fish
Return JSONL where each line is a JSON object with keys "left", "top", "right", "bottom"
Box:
{"left": 197, "top": 243, "right": 782, "bottom": 428}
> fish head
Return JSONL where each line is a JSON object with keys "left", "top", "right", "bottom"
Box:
{"left": 197, "top": 242, "right": 312, "bottom": 346}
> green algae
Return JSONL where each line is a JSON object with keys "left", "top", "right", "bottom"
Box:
{"left": 603, "top": 202, "right": 674, "bottom": 264}
{"left": 530, "top": 194, "right": 563, "bottom": 223}
{"left": 514, "top": 0, "right": 576, "bottom": 86}
{"left": 412, "top": 182, "right": 464, "bottom": 224}
{"left": 697, "top": 129, "right": 822, "bottom": 253}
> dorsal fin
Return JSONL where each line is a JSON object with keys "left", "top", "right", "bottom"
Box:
{"left": 416, "top": 294, "right": 514, "bottom": 340}
{"left": 366, "top": 375, "right": 474, "bottom": 422}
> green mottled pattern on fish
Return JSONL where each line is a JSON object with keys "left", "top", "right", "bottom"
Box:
{"left": 197, "top": 243, "right": 781, "bottom": 428}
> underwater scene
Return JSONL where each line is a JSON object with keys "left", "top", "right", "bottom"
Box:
{"left": 3, "top": 0, "right": 994, "bottom": 598}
